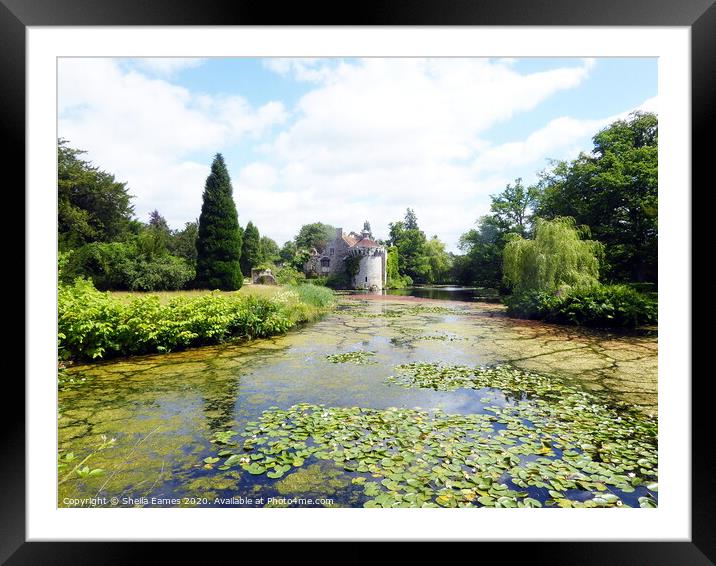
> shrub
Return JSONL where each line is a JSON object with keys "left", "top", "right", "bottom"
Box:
{"left": 61, "top": 241, "right": 194, "bottom": 291}
{"left": 275, "top": 265, "right": 306, "bottom": 285}
{"left": 505, "top": 284, "right": 657, "bottom": 328}
{"left": 58, "top": 279, "right": 335, "bottom": 361}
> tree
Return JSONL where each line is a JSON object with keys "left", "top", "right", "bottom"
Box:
{"left": 169, "top": 221, "right": 199, "bottom": 263}
{"left": 388, "top": 212, "right": 429, "bottom": 283}
{"left": 58, "top": 139, "right": 135, "bottom": 250}
{"left": 490, "top": 178, "right": 539, "bottom": 237}
{"left": 148, "top": 209, "right": 169, "bottom": 232}
{"left": 260, "top": 236, "right": 281, "bottom": 264}
{"left": 194, "top": 154, "right": 243, "bottom": 290}
{"left": 424, "top": 236, "right": 452, "bottom": 284}
{"left": 240, "top": 221, "right": 262, "bottom": 276}
{"left": 294, "top": 222, "right": 336, "bottom": 252}
{"left": 279, "top": 241, "right": 298, "bottom": 265}
{"left": 537, "top": 111, "right": 658, "bottom": 282}
{"left": 404, "top": 208, "right": 419, "bottom": 230}
{"left": 503, "top": 217, "right": 604, "bottom": 295}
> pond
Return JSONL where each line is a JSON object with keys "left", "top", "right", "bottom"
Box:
{"left": 357, "top": 285, "right": 501, "bottom": 302}
{"left": 58, "top": 296, "right": 658, "bottom": 509}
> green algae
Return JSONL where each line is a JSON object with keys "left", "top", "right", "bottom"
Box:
{"left": 275, "top": 463, "right": 350, "bottom": 496}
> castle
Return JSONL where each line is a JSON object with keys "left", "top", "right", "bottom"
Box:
{"left": 304, "top": 224, "right": 387, "bottom": 290}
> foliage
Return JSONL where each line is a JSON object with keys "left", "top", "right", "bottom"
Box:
{"left": 61, "top": 240, "right": 194, "bottom": 291}
{"left": 279, "top": 241, "right": 298, "bottom": 266}
{"left": 385, "top": 246, "right": 412, "bottom": 288}
{"left": 344, "top": 255, "right": 361, "bottom": 279}
{"left": 454, "top": 179, "right": 540, "bottom": 289}
{"left": 58, "top": 139, "right": 135, "bottom": 250}
{"left": 195, "top": 154, "right": 243, "bottom": 290}
{"left": 168, "top": 221, "right": 199, "bottom": 263}
{"left": 388, "top": 211, "right": 430, "bottom": 283}
{"left": 325, "top": 351, "right": 376, "bottom": 365}
{"left": 58, "top": 279, "right": 334, "bottom": 361}
{"left": 503, "top": 217, "right": 603, "bottom": 295}
{"left": 240, "top": 221, "right": 262, "bottom": 276}
{"left": 275, "top": 265, "right": 306, "bottom": 285}
{"left": 504, "top": 284, "right": 657, "bottom": 328}
{"left": 424, "top": 236, "right": 452, "bottom": 284}
{"left": 294, "top": 222, "right": 336, "bottom": 253}
{"left": 404, "top": 208, "right": 419, "bottom": 230}
{"left": 260, "top": 236, "right": 281, "bottom": 264}
{"left": 490, "top": 177, "right": 540, "bottom": 237}
{"left": 537, "top": 112, "right": 658, "bottom": 282}
{"left": 212, "top": 375, "right": 656, "bottom": 507}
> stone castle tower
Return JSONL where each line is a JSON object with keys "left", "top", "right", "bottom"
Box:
{"left": 304, "top": 223, "right": 387, "bottom": 290}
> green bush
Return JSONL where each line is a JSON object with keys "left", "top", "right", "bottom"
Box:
{"left": 61, "top": 242, "right": 194, "bottom": 291}
{"left": 58, "top": 279, "right": 335, "bottom": 361}
{"left": 275, "top": 265, "right": 306, "bottom": 285}
{"left": 505, "top": 284, "right": 657, "bottom": 328}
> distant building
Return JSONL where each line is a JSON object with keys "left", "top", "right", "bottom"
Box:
{"left": 304, "top": 224, "right": 387, "bottom": 290}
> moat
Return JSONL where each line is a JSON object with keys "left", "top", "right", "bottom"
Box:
{"left": 58, "top": 295, "right": 657, "bottom": 508}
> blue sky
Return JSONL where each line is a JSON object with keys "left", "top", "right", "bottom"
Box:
{"left": 58, "top": 57, "right": 657, "bottom": 251}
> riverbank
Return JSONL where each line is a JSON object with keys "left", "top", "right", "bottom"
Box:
{"left": 58, "top": 279, "right": 335, "bottom": 361}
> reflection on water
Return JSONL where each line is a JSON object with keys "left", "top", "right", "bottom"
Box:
{"left": 352, "top": 286, "right": 501, "bottom": 302}
{"left": 58, "top": 297, "right": 657, "bottom": 508}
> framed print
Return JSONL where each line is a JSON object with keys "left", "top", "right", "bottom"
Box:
{"left": 6, "top": 0, "right": 711, "bottom": 562}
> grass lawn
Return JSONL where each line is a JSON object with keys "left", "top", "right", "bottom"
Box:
{"left": 109, "top": 284, "right": 283, "bottom": 304}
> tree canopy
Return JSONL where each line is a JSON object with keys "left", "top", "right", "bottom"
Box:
{"left": 58, "top": 139, "right": 135, "bottom": 250}
{"left": 503, "top": 217, "right": 603, "bottom": 294}
{"left": 294, "top": 222, "right": 336, "bottom": 252}
{"left": 537, "top": 111, "right": 657, "bottom": 282}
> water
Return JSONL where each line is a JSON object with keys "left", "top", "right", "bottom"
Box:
{"left": 58, "top": 296, "right": 657, "bottom": 508}
{"left": 356, "top": 286, "right": 501, "bottom": 302}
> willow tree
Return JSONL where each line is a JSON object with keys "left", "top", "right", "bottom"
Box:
{"left": 503, "top": 217, "right": 603, "bottom": 294}
{"left": 195, "top": 154, "right": 243, "bottom": 290}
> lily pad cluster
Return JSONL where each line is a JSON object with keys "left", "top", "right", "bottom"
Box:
{"left": 325, "top": 351, "right": 377, "bottom": 365}
{"left": 210, "top": 392, "right": 657, "bottom": 508}
{"left": 387, "top": 363, "right": 561, "bottom": 396}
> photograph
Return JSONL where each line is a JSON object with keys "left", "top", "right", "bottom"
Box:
{"left": 56, "top": 55, "right": 660, "bottom": 511}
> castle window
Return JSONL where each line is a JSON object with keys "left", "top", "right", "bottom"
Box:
{"left": 320, "top": 258, "right": 330, "bottom": 268}
{"left": 365, "top": 277, "right": 368, "bottom": 282}
{"left": 330, "top": 248, "right": 334, "bottom": 256}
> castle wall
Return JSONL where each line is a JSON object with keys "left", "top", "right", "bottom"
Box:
{"left": 325, "top": 228, "right": 352, "bottom": 276}
{"left": 353, "top": 253, "right": 385, "bottom": 290}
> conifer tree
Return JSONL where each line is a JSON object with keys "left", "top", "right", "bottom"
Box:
{"left": 194, "top": 154, "right": 243, "bottom": 290}
{"left": 240, "top": 221, "right": 262, "bottom": 276}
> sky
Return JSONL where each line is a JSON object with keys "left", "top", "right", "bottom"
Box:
{"left": 58, "top": 57, "right": 657, "bottom": 252}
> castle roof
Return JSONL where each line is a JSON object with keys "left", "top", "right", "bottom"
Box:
{"left": 354, "top": 238, "right": 380, "bottom": 248}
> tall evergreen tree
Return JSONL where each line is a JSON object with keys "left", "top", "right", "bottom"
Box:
{"left": 240, "top": 221, "right": 262, "bottom": 276}
{"left": 404, "top": 208, "right": 419, "bottom": 230}
{"left": 194, "top": 154, "right": 243, "bottom": 290}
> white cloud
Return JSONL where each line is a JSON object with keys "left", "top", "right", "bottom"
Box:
{"left": 262, "top": 58, "right": 335, "bottom": 83}
{"left": 59, "top": 57, "right": 655, "bottom": 252}
{"left": 472, "top": 96, "right": 659, "bottom": 177}
{"left": 243, "top": 58, "right": 595, "bottom": 249}
{"left": 58, "top": 58, "right": 287, "bottom": 226}
{"left": 130, "top": 58, "right": 207, "bottom": 77}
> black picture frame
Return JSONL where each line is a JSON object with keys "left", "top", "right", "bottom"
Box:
{"left": 6, "top": 0, "right": 709, "bottom": 562}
